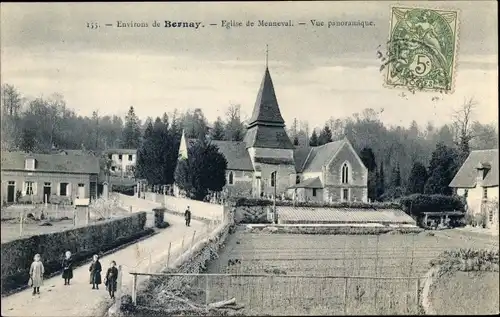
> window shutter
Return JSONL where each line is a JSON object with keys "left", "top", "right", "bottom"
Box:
{"left": 22, "top": 182, "right": 27, "bottom": 196}
{"left": 57, "top": 183, "right": 60, "bottom": 195}
{"left": 33, "top": 182, "right": 38, "bottom": 195}
{"left": 67, "top": 183, "right": 72, "bottom": 197}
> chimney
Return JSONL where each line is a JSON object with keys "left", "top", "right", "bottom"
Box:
{"left": 476, "top": 162, "right": 491, "bottom": 187}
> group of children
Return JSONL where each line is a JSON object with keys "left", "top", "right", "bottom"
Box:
{"left": 29, "top": 252, "right": 119, "bottom": 299}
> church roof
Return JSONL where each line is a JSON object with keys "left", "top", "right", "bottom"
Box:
{"left": 296, "top": 139, "right": 345, "bottom": 173}
{"left": 187, "top": 139, "right": 254, "bottom": 171}
{"left": 449, "top": 149, "right": 498, "bottom": 188}
{"left": 244, "top": 67, "right": 294, "bottom": 149}
{"left": 289, "top": 177, "right": 323, "bottom": 189}
{"left": 247, "top": 67, "right": 286, "bottom": 128}
{"left": 244, "top": 125, "right": 294, "bottom": 150}
{"left": 293, "top": 146, "right": 312, "bottom": 172}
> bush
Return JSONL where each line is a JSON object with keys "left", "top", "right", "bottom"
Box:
{"left": 49, "top": 195, "right": 72, "bottom": 205}
{"left": 17, "top": 195, "right": 44, "bottom": 205}
{"left": 112, "top": 184, "right": 135, "bottom": 196}
{"left": 153, "top": 207, "right": 165, "bottom": 228}
{"left": 231, "top": 197, "right": 401, "bottom": 209}
{"left": 430, "top": 248, "right": 499, "bottom": 274}
{"left": 400, "top": 194, "right": 465, "bottom": 217}
{"left": 1, "top": 212, "right": 149, "bottom": 295}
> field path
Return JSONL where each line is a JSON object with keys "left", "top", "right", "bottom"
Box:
{"left": 1, "top": 197, "right": 208, "bottom": 317}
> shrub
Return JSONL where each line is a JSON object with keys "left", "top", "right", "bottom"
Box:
{"left": 112, "top": 184, "right": 135, "bottom": 196}
{"left": 399, "top": 194, "right": 465, "bottom": 217}
{"left": 49, "top": 195, "right": 72, "bottom": 205}
{"left": 231, "top": 197, "right": 401, "bottom": 209}
{"left": 430, "top": 248, "right": 499, "bottom": 274}
{"left": 153, "top": 207, "right": 165, "bottom": 227}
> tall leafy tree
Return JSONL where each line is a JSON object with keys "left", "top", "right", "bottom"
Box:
{"left": 318, "top": 124, "right": 333, "bottom": 145}
{"left": 210, "top": 116, "right": 225, "bottom": 140}
{"left": 293, "top": 136, "right": 299, "bottom": 146}
{"left": 174, "top": 138, "right": 227, "bottom": 200}
{"left": 406, "top": 161, "right": 428, "bottom": 194}
{"left": 424, "top": 143, "right": 459, "bottom": 195}
{"left": 376, "top": 161, "right": 385, "bottom": 200}
{"left": 122, "top": 106, "right": 141, "bottom": 149}
{"left": 309, "top": 130, "right": 319, "bottom": 146}
{"left": 391, "top": 163, "right": 401, "bottom": 188}
{"left": 360, "top": 147, "right": 377, "bottom": 201}
{"left": 224, "top": 104, "right": 245, "bottom": 141}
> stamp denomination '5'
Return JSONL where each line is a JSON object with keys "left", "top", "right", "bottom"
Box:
{"left": 385, "top": 7, "right": 458, "bottom": 93}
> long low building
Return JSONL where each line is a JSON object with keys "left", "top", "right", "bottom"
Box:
{"left": 276, "top": 206, "right": 417, "bottom": 225}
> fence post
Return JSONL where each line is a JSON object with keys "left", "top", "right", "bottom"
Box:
{"left": 131, "top": 273, "right": 138, "bottom": 305}
{"left": 343, "top": 277, "right": 348, "bottom": 315}
{"left": 129, "top": 205, "right": 133, "bottom": 213}
{"left": 166, "top": 242, "right": 172, "bottom": 268}
{"left": 116, "top": 265, "right": 123, "bottom": 298}
{"left": 19, "top": 209, "right": 24, "bottom": 237}
{"left": 416, "top": 278, "right": 421, "bottom": 311}
{"left": 148, "top": 252, "right": 152, "bottom": 274}
{"left": 191, "top": 230, "right": 196, "bottom": 249}
{"left": 73, "top": 208, "right": 76, "bottom": 227}
{"left": 181, "top": 235, "right": 185, "bottom": 251}
{"left": 205, "top": 274, "right": 210, "bottom": 305}
{"left": 86, "top": 207, "right": 90, "bottom": 225}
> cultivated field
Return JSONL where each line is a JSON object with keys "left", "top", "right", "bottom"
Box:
{"left": 190, "top": 227, "right": 498, "bottom": 315}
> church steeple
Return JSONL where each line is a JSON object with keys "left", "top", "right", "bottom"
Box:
{"left": 244, "top": 54, "right": 293, "bottom": 150}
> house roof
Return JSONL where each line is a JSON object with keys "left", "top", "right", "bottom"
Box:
{"left": 58, "top": 149, "right": 96, "bottom": 156}
{"left": 187, "top": 139, "right": 254, "bottom": 171}
{"left": 247, "top": 67, "right": 286, "bottom": 128}
{"left": 1, "top": 151, "right": 100, "bottom": 174}
{"left": 301, "top": 140, "right": 345, "bottom": 173}
{"left": 449, "top": 149, "right": 499, "bottom": 188}
{"left": 289, "top": 177, "right": 323, "bottom": 189}
{"left": 104, "top": 149, "right": 137, "bottom": 155}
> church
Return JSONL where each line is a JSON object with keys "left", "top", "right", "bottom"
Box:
{"left": 177, "top": 65, "right": 368, "bottom": 203}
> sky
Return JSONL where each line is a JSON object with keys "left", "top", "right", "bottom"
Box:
{"left": 1, "top": 1, "right": 498, "bottom": 130}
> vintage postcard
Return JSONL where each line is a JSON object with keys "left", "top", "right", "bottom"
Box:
{"left": 1, "top": 2, "right": 498, "bottom": 317}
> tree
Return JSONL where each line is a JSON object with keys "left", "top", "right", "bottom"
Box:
{"left": 424, "top": 143, "right": 459, "bottom": 195}
{"left": 453, "top": 97, "right": 477, "bottom": 166}
{"left": 407, "top": 161, "right": 428, "bottom": 194}
{"left": 470, "top": 122, "right": 499, "bottom": 150}
{"left": 122, "top": 106, "right": 141, "bottom": 149}
{"left": 391, "top": 163, "right": 401, "bottom": 188}
{"left": 318, "top": 124, "right": 333, "bottom": 145}
{"left": 174, "top": 138, "right": 227, "bottom": 200}
{"left": 293, "top": 136, "right": 299, "bottom": 146}
{"left": 210, "top": 116, "right": 225, "bottom": 140}
{"left": 360, "top": 147, "right": 377, "bottom": 201}
{"left": 309, "top": 129, "right": 319, "bottom": 146}
{"left": 224, "top": 104, "right": 245, "bottom": 141}
{"left": 376, "top": 161, "right": 385, "bottom": 199}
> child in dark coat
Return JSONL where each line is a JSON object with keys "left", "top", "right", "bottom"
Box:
{"left": 89, "top": 254, "right": 102, "bottom": 290}
{"left": 105, "top": 260, "right": 119, "bottom": 299}
{"left": 61, "top": 251, "right": 73, "bottom": 285}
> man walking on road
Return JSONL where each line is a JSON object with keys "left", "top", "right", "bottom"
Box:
{"left": 184, "top": 206, "right": 191, "bottom": 227}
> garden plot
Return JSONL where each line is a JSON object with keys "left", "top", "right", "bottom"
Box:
{"left": 193, "top": 227, "right": 498, "bottom": 315}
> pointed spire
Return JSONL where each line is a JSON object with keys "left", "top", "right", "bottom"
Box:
{"left": 265, "top": 44, "right": 269, "bottom": 68}
{"left": 247, "top": 67, "right": 286, "bottom": 128}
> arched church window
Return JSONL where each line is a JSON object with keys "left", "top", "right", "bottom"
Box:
{"left": 341, "top": 163, "right": 349, "bottom": 184}
{"left": 228, "top": 171, "right": 234, "bottom": 185}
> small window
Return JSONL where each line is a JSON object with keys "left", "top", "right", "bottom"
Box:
{"left": 44, "top": 182, "right": 51, "bottom": 186}
{"left": 295, "top": 175, "right": 300, "bottom": 184}
{"left": 483, "top": 187, "right": 488, "bottom": 199}
{"left": 8, "top": 181, "right": 15, "bottom": 185}
{"left": 342, "top": 188, "right": 349, "bottom": 201}
{"left": 25, "top": 181, "right": 34, "bottom": 195}
{"left": 118, "top": 154, "right": 123, "bottom": 160}
{"left": 128, "top": 154, "right": 133, "bottom": 161}
{"left": 78, "top": 183, "right": 85, "bottom": 188}
{"left": 270, "top": 172, "right": 276, "bottom": 187}
{"left": 60, "top": 183, "right": 69, "bottom": 196}
{"left": 312, "top": 188, "right": 317, "bottom": 197}
{"left": 228, "top": 172, "right": 234, "bottom": 185}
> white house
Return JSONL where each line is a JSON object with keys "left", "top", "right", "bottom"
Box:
{"left": 449, "top": 149, "right": 499, "bottom": 230}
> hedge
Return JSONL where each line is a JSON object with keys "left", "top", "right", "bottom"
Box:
{"left": 1, "top": 212, "right": 148, "bottom": 295}
{"left": 399, "top": 194, "right": 465, "bottom": 216}
{"left": 112, "top": 184, "right": 135, "bottom": 196}
{"left": 231, "top": 197, "right": 402, "bottom": 209}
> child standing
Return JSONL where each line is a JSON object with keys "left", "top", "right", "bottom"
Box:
{"left": 105, "top": 261, "right": 119, "bottom": 299}
{"left": 89, "top": 254, "right": 102, "bottom": 290}
{"left": 61, "top": 251, "right": 73, "bottom": 285}
{"left": 29, "top": 254, "right": 44, "bottom": 295}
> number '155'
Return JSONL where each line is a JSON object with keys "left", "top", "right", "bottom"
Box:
{"left": 87, "top": 22, "right": 99, "bottom": 29}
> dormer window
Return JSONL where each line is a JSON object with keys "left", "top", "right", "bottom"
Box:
{"left": 25, "top": 158, "right": 36, "bottom": 170}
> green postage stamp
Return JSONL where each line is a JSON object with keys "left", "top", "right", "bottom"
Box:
{"left": 385, "top": 7, "right": 459, "bottom": 93}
